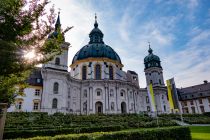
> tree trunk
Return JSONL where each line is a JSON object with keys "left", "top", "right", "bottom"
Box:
{"left": 0, "top": 103, "right": 7, "bottom": 140}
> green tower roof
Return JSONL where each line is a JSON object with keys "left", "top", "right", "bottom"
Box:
{"left": 144, "top": 46, "right": 162, "bottom": 69}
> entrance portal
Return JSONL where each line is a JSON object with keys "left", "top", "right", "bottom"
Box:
{"left": 121, "top": 102, "right": 127, "bottom": 114}
{"left": 95, "top": 101, "right": 103, "bottom": 114}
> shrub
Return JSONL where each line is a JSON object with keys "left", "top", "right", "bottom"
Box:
{"left": 3, "top": 125, "right": 122, "bottom": 139}
{"left": 18, "top": 126, "right": 191, "bottom": 140}
{"left": 203, "top": 112, "right": 210, "bottom": 117}
{"left": 5, "top": 112, "right": 177, "bottom": 131}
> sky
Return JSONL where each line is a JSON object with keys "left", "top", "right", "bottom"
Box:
{"left": 48, "top": 0, "right": 210, "bottom": 88}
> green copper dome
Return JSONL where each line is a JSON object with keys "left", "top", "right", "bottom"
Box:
{"left": 144, "top": 47, "right": 161, "bottom": 69}
{"left": 72, "top": 16, "right": 121, "bottom": 64}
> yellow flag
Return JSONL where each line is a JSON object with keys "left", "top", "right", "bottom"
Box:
{"left": 167, "top": 80, "right": 174, "bottom": 110}
{"left": 147, "top": 84, "right": 156, "bottom": 112}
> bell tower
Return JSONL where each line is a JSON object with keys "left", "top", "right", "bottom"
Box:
{"left": 144, "top": 44, "right": 164, "bottom": 87}
{"left": 43, "top": 12, "right": 70, "bottom": 71}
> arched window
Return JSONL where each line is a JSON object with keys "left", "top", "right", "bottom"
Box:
{"left": 95, "top": 88, "right": 102, "bottom": 96}
{"left": 111, "top": 102, "right": 115, "bottom": 111}
{"left": 147, "top": 106, "right": 151, "bottom": 112}
{"left": 95, "top": 64, "right": 101, "bottom": 80}
{"left": 18, "top": 101, "right": 22, "bottom": 110}
{"left": 120, "top": 90, "right": 125, "bottom": 97}
{"left": 83, "top": 101, "right": 87, "bottom": 112}
{"left": 52, "top": 98, "right": 58, "bottom": 109}
{"left": 55, "top": 57, "right": 60, "bottom": 65}
{"left": 16, "top": 99, "right": 23, "bottom": 110}
{"left": 109, "top": 66, "right": 113, "bottom": 80}
{"left": 82, "top": 66, "right": 87, "bottom": 80}
{"left": 146, "top": 96, "right": 149, "bottom": 103}
{"left": 159, "top": 79, "right": 161, "bottom": 84}
{"left": 164, "top": 105, "right": 166, "bottom": 112}
{"left": 53, "top": 82, "right": 59, "bottom": 94}
{"left": 110, "top": 89, "right": 114, "bottom": 97}
{"left": 83, "top": 90, "right": 87, "bottom": 98}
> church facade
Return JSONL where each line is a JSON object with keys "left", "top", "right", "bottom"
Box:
{"left": 8, "top": 14, "right": 172, "bottom": 115}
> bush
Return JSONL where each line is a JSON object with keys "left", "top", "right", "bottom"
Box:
{"left": 5, "top": 113, "right": 177, "bottom": 131}
{"left": 18, "top": 126, "right": 191, "bottom": 140}
{"left": 3, "top": 125, "right": 122, "bottom": 139}
{"left": 203, "top": 112, "right": 210, "bottom": 117}
{"left": 97, "top": 127, "right": 191, "bottom": 140}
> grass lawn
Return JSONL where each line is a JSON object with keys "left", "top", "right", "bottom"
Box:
{"left": 190, "top": 126, "right": 210, "bottom": 140}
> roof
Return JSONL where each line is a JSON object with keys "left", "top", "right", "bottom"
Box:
{"left": 72, "top": 44, "right": 121, "bottom": 64}
{"left": 144, "top": 47, "right": 162, "bottom": 69}
{"left": 127, "top": 70, "right": 138, "bottom": 75}
{"left": 178, "top": 82, "right": 210, "bottom": 100}
{"left": 144, "top": 47, "right": 160, "bottom": 63}
{"left": 26, "top": 68, "right": 43, "bottom": 86}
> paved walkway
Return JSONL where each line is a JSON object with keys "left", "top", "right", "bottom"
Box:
{"left": 174, "top": 120, "right": 210, "bottom": 126}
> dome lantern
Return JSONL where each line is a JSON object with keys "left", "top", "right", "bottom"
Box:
{"left": 71, "top": 14, "right": 122, "bottom": 65}
{"left": 89, "top": 14, "right": 104, "bottom": 44}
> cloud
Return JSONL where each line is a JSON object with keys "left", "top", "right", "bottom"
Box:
{"left": 163, "top": 29, "right": 210, "bottom": 87}
{"left": 187, "top": 0, "right": 199, "bottom": 10}
{"left": 47, "top": 0, "right": 209, "bottom": 89}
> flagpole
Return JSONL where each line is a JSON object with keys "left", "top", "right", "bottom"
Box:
{"left": 156, "top": 110, "right": 159, "bottom": 127}
{"left": 178, "top": 101, "right": 184, "bottom": 123}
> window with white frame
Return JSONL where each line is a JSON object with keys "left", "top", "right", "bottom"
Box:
{"left": 97, "top": 91, "right": 101, "bottom": 96}
{"left": 55, "top": 57, "right": 60, "bottom": 65}
{"left": 35, "top": 89, "right": 40, "bottom": 96}
{"left": 33, "top": 102, "right": 39, "bottom": 110}
{"left": 52, "top": 98, "right": 58, "bottom": 109}
{"left": 53, "top": 82, "right": 59, "bottom": 94}
{"left": 95, "top": 64, "right": 101, "bottom": 80}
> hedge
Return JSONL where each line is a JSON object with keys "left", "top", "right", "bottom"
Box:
{"left": 17, "top": 126, "right": 191, "bottom": 140}
{"left": 3, "top": 125, "right": 122, "bottom": 139}
{"left": 5, "top": 113, "right": 178, "bottom": 131}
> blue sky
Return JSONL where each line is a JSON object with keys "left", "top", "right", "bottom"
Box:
{"left": 50, "top": 0, "right": 210, "bottom": 88}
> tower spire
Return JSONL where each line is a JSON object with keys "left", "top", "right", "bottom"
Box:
{"left": 94, "top": 13, "right": 98, "bottom": 28}
{"left": 148, "top": 41, "right": 153, "bottom": 54}
{"left": 55, "top": 11, "right": 61, "bottom": 31}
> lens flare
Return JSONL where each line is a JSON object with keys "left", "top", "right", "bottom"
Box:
{"left": 24, "top": 49, "right": 36, "bottom": 60}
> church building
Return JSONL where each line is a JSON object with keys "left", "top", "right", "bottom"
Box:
{"left": 8, "top": 14, "right": 175, "bottom": 115}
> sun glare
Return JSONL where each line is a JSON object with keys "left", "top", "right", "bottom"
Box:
{"left": 24, "top": 49, "right": 36, "bottom": 60}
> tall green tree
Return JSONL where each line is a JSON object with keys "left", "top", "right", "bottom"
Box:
{"left": 0, "top": 0, "right": 68, "bottom": 106}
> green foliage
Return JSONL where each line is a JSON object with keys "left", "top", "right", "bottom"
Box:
{"left": 0, "top": 71, "right": 29, "bottom": 105}
{"left": 0, "top": 0, "right": 69, "bottom": 106}
{"left": 203, "top": 112, "right": 210, "bottom": 117}
{"left": 4, "top": 125, "right": 122, "bottom": 139}
{"left": 4, "top": 113, "right": 179, "bottom": 139}
{"left": 5, "top": 113, "right": 178, "bottom": 129}
{"left": 159, "top": 113, "right": 210, "bottom": 124}
{"left": 16, "top": 126, "right": 191, "bottom": 140}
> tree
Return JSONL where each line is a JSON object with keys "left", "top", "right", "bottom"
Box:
{"left": 0, "top": 0, "right": 70, "bottom": 106}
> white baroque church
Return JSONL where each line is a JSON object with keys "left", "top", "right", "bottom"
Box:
{"left": 8, "top": 14, "right": 171, "bottom": 115}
